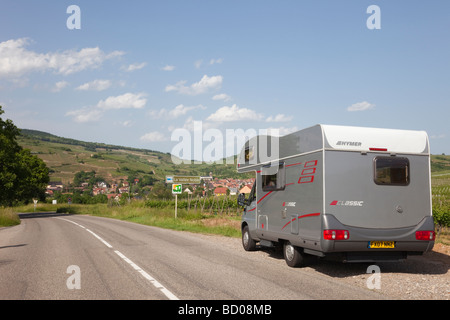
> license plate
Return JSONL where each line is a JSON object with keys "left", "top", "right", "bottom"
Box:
{"left": 368, "top": 241, "right": 395, "bottom": 249}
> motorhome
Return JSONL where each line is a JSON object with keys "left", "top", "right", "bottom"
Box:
{"left": 237, "top": 124, "right": 435, "bottom": 267}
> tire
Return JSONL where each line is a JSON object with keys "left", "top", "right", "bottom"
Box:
{"left": 283, "top": 241, "right": 307, "bottom": 267}
{"left": 242, "top": 225, "right": 257, "bottom": 251}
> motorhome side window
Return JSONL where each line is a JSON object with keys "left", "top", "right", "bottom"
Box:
{"left": 261, "top": 163, "right": 285, "bottom": 191}
{"left": 374, "top": 157, "right": 410, "bottom": 186}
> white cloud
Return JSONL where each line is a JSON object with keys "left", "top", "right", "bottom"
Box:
{"left": 347, "top": 101, "right": 375, "bottom": 112}
{"left": 169, "top": 104, "right": 206, "bottom": 117}
{"left": 165, "top": 75, "right": 223, "bottom": 95}
{"left": 97, "top": 92, "right": 147, "bottom": 110}
{"left": 140, "top": 131, "right": 167, "bottom": 142}
{"left": 123, "top": 62, "right": 147, "bottom": 72}
{"left": 179, "top": 116, "right": 216, "bottom": 132}
{"left": 76, "top": 79, "right": 112, "bottom": 91}
{"left": 66, "top": 108, "right": 103, "bottom": 123}
{"left": 207, "top": 104, "right": 263, "bottom": 122}
{"left": 66, "top": 92, "right": 147, "bottom": 123}
{"left": 212, "top": 93, "right": 231, "bottom": 101}
{"left": 262, "top": 126, "right": 299, "bottom": 136}
{"left": 121, "top": 120, "right": 133, "bottom": 127}
{"left": 266, "top": 114, "right": 293, "bottom": 122}
{"left": 194, "top": 59, "right": 203, "bottom": 69}
{"left": 161, "top": 65, "right": 175, "bottom": 71}
{"left": 147, "top": 109, "right": 167, "bottom": 118}
{"left": 52, "top": 81, "right": 69, "bottom": 92}
{"left": 148, "top": 104, "right": 206, "bottom": 119}
{"left": 0, "top": 38, "right": 124, "bottom": 79}
{"left": 209, "top": 58, "right": 223, "bottom": 65}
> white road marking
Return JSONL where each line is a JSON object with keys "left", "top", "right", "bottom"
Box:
{"left": 56, "top": 217, "right": 179, "bottom": 300}
{"left": 58, "top": 218, "right": 113, "bottom": 248}
{"left": 114, "top": 250, "right": 179, "bottom": 300}
{"left": 85, "top": 228, "right": 113, "bottom": 248}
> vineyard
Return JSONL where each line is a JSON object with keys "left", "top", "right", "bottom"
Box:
{"left": 432, "top": 184, "right": 450, "bottom": 244}
{"left": 142, "top": 195, "right": 241, "bottom": 216}
{"left": 432, "top": 186, "right": 450, "bottom": 206}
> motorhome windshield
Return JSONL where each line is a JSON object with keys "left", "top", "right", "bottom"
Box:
{"left": 374, "top": 157, "right": 410, "bottom": 186}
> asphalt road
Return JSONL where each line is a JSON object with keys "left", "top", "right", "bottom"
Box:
{"left": 0, "top": 212, "right": 385, "bottom": 300}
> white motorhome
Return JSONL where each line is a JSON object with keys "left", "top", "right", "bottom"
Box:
{"left": 237, "top": 124, "right": 435, "bottom": 267}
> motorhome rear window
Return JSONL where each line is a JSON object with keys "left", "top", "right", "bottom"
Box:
{"left": 262, "top": 163, "right": 286, "bottom": 191}
{"left": 374, "top": 157, "right": 409, "bottom": 186}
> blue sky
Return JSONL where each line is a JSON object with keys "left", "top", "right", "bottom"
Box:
{"left": 1, "top": 0, "right": 449, "bottom": 158}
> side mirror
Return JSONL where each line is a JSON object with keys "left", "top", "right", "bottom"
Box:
{"left": 237, "top": 193, "right": 246, "bottom": 207}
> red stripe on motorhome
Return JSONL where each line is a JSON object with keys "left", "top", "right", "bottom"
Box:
{"left": 281, "top": 213, "right": 320, "bottom": 230}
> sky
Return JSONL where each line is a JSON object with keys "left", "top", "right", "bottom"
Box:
{"left": 1, "top": 0, "right": 449, "bottom": 161}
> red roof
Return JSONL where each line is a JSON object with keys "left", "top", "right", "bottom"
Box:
{"left": 214, "top": 187, "right": 228, "bottom": 194}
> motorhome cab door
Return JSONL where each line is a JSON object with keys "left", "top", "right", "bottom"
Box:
{"left": 244, "top": 183, "right": 257, "bottom": 230}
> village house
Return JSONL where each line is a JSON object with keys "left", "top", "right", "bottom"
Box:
{"left": 118, "top": 187, "right": 129, "bottom": 194}
{"left": 47, "top": 181, "right": 64, "bottom": 191}
{"left": 214, "top": 187, "right": 229, "bottom": 196}
{"left": 107, "top": 193, "right": 121, "bottom": 201}
{"left": 239, "top": 185, "right": 252, "bottom": 194}
{"left": 92, "top": 187, "right": 107, "bottom": 196}
{"left": 97, "top": 182, "right": 108, "bottom": 189}
{"left": 46, "top": 181, "right": 64, "bottom": 195}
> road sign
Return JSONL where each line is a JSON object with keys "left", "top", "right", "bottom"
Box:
{"left": 172, "top": 184, "right": 182, "bottom": 194}
{"left": 172, "top": 176, "right": 201, "bottom": 184}
{"left": 165, "top": 176, "right": 174, "bottom": 183}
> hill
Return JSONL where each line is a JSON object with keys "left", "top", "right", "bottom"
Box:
{"left": 17, "top": 129, "right": 247, "bottom": 185}
{"left": 17, "top": 128, "right": 450, "bottom": 187}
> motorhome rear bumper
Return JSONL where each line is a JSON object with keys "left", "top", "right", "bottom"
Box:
{"left": 321, "top": 214, "right": 435, "bottom": 256}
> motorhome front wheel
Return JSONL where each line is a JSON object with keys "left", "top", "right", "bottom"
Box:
{"left": 242, "top": 225, "right": 257, "bottom": 251}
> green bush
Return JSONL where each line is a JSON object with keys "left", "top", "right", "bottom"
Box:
{"left": 433, "top": 204, "right": 450, "bottom": 228}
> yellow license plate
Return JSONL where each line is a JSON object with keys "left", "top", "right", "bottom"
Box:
{"left": 369, "top": 241, "right": 395, "bottom": 249}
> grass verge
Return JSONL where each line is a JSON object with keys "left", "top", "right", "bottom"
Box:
{"left": 51, "top": 202, "right": 242, "bottom": 238}
{"left": 0, "top": 207, "right": 21, "bottom": 227}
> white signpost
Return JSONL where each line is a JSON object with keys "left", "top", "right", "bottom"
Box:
{"left": 172, "top": 184, "right": 182, "bottom": 219}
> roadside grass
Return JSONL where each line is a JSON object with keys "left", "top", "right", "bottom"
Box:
{"left": 0, "top": 207, "right": 21, "bottom": 227}
{"left": 6, "top": 201, "right": 242, "bottom": 238}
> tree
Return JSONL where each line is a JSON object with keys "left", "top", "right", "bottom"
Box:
{"left": 0, "top": 106, "right": 49, "bottom": 206}
{"left": 150, "top": 182, "right": 172, "bottom": 199}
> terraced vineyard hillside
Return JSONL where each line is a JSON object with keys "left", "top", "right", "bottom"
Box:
{"left": 17, "top": 129, "right": 247, "bottom": 185}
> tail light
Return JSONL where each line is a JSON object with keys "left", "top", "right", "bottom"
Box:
{"left": 323, "top": 229, "right": 350, "bottom": 240}
{"left": 415, "top": 231, "right": 435, "bottom": 241}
